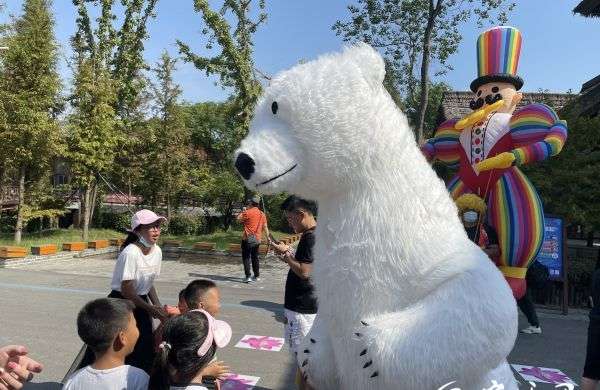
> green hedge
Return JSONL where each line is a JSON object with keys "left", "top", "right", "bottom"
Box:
{"left": 166, "top": 214, "right": 204, "bottom": 236}
{"left": 97, "top": 210, "right": 130, "bottom": 232}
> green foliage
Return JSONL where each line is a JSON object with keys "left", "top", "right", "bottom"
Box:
{"left": 166, "top": 214, "right": 203, "bottom": 236}
{"left": 0, "top": 0, "right": 62, "bottom": 242}
{"left": 262, "top": 193, "right": 292, "bottom": 233}
{"left": 177, "top": 0, "right": 267, "bottom": 136}
{"left": 522, "top": 110, "right": 600, "bottom": 232}
{"left": 405, "top": 81, "right": 451, "bottom": 138}
{"left": 333, "top": 0, "right": 515, "bottom": 141}
{"left": 67, "top": 60, "right": 119, "bottom": 186}
{"left": 184, "top": 101, "right": 239, "bottom": 165}
{"left": 97, "top": 210, "right": 130, "bottom": 232}
{"left": 138, "top": 51, "right": 191, "bottom": 217}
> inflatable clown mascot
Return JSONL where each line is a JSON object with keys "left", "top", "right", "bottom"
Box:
{"left": 423, "top": 26, "right": 568, "bottom": 299}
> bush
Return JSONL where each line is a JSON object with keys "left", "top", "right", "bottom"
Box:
{"left": 0, "top": 213, "right": 16, "bottom": 234}
{"left": 167, "top": 214, "right": 203, "bottom": 236}
{"left": 97, "top": 210, "right": 130, "bottom": 232}
{"left": 262, "top": 193, "right": 292, "bottom": 233}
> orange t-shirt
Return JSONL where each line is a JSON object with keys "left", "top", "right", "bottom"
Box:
{"left": 240, "top": 207, "right": 267, "bottom": 241}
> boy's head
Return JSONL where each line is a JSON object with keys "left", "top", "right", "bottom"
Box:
{"left": 183, "top": 279, "right": 220, "bottom": 316}
{"left": 281, "top": 195, "right": 317, "bottom": 233}
{"left": 77, "top": 298, "right": 138, "bottom": 357}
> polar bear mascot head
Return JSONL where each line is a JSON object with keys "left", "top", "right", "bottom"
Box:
{"left": 235, "top": 43, "right": 426, "bottom": 200}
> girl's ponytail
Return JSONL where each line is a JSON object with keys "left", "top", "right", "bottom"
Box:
{"left": 148, "top": 342, "right": 171, "bottom": 390}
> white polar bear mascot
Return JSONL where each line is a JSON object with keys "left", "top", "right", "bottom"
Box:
{"left": 234, "top": 44, "right": 518, "bottom": 390}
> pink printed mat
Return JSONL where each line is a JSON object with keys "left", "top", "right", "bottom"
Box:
{"left": 511, "top": 364, "right": 577, "bottom": 387}
{"left": 234, "top": 334, "right": 285, "bottom": 351}
{"left": 221, "top": 373, "right": 261, "bottom": 390}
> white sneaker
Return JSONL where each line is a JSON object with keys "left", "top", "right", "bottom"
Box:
{"left": 252, "top": 276, "right": 261, "bottom": 282}
{"left": 244, "top": 277, "right": 252, "bottom": 283}
{"left": 520, "top": 325, "right": 542, "bottom": 334}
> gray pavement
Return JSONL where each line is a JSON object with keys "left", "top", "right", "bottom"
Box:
{"left": 0, "top": 252, "right": 588, "bottom": 389}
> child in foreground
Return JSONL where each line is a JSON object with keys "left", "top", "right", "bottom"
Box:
{"left": 64, "top": 298, "right": 149, "bottom": 390}
{"left": 149, "top": 310, "right": 232, "bottom": 390}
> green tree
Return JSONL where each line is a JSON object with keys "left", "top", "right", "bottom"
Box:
{"left": 67, "top": 0, "right": 157, "bottom": 239}
{"left": 184, "top": 101, "right": 239, "bottom": 165}
{"left": 177, "top": 0, "right": 267, "bottom": 138}
{"left": 66, "top": 58, "right": 119, "bottom": 241}
{"left": 523, "top": 110, "right": 600, "bottom": 233}
{"left": 404, "top": 81, "right": 451, "bottom": 138}
{"left": 0, "top": 0, "right": 61, "bottom": 243}
{"left": 146, "top": 51, "right": 191, "bottom": 220}
{"left": 333, "top": 0, "right": 515, "bottom": 143}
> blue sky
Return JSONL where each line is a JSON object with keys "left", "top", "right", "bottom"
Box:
{"left": 3, "top": 0, "right": 599, "bottom": 103}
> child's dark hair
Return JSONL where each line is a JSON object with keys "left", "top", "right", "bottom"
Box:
{"left": 178, "top": 288, "right": 186, "bottom": 301}
{"left": 183, "top": 279, "right": 217, "bottom": 309}
{"left": 149, "top": 311, "right": 216, "bottom": 390}
{"left": 281, "top": 195, "right": 318, "bottom": 216}
{"left": 77, "top": 298, "right": 135, "bottom": 355}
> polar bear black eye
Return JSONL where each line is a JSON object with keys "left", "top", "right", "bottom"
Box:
{"left": 271, "top": 101, "right": 278, "bottom": 115}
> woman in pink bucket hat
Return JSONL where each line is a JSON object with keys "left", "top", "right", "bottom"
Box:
{"left": 108, "top": 209, "right": 168, "bottom": 373}
{"left": 70, "top": 209, "right": 168, "bottom": 375}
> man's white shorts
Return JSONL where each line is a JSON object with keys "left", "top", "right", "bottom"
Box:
{"left": 284, "top": 309, "right": 316, "bottom": 355}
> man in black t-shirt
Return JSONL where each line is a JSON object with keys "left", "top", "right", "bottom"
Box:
{"left": 270, "top": 195, "right": 317, "bottom": 390}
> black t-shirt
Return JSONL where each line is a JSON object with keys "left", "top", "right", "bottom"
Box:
{"left": 465, "top": 223, "right": 498, "bottom": 246}
{"left": 284, "top": 229, "right": 318, "bottom": 314}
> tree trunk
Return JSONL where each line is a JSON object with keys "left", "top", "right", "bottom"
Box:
{"left": 416, "top": 0, "right": 441, "bottom": 144}
{"left": 167, "top": 193, "right": 172, "bottom": 221}
{"left": 14, "top": 166, "right": 26, "bottom": 244}
{"left": 89, "top": 183, "right": 98, "bottom": 228}
{"left": 81, "top": 180, "right": 96, "bottom": 241}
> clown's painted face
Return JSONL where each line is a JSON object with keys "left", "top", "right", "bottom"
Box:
{"left": 470, "top": 82, "right": 522, "bottom": 114}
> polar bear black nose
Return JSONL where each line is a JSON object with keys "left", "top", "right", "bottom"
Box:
{"left": 235, "top": 153, "right": 255, "bottom": 180}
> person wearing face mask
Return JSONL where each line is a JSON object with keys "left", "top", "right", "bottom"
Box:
{"left": 70, "top": 209, "right": 168, "bottom": 376}
{"left": 456, "top": 194, "right": 499, "bottom": 260}
{"left": 107, "top": 209, "right": 168, "bottom": 373}
{"left": 456, "top": 194, "right": 542, "bottom": 334}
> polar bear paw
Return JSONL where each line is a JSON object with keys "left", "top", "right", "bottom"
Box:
{"left": 353, "top": 320, "right": 380, "bottom": 380}
{"left": 298, "top": 337, "right": 317, "bottom": 383}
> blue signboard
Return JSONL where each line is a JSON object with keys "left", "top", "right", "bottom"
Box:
{"left": 535, "top": 216, "right": 564, "bottom": 280}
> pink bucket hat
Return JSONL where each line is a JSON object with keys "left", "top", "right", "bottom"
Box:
{"left": 190, "top": 309, "right": 232, "bottom": 356}
{"left": 130, "top": 209, "right": 166, "bottom": 231}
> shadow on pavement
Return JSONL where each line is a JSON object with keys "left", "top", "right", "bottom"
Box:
{"left": 240, "top": 299, "right": 286, "bottom": 324}
{"left": 188, "top": 272, "right": 247, "bottom": 284}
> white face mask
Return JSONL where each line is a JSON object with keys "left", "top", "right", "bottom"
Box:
{"left": 463, "top": 211, "right": 479, "bottom": 223}
{"left": 138, "top": 235, "right": 154, "bottom": 248}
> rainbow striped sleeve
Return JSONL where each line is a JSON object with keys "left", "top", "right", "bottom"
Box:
{"left": 421, "top": 119, "right": 461, "bottom": 168}
{"left": 509, "top": 103, "right": 568, "bottom": 166}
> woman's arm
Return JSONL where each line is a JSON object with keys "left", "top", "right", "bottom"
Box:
{"left": 148, "top": 285, "right": 161, "bottom": 307}
{"left": 121, "top": 281, "right": 166, "bottom": 320}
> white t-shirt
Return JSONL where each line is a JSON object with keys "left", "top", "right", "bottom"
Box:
{"left": 63, "top": 365, "right": 149, "bottom": 390}
{"left": 110, "top": 243, "right": 162, "bottom": 295}
{"left": 170, "top": 385, "right": 209, "bottom": 390}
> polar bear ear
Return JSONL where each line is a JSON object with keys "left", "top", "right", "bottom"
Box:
{"left": 343, "top": 43, "right": 385, "bottom": 90}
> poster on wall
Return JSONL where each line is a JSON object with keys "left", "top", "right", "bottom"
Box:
{"left": 535, "top": 216, "right": 564, "bottom": 280}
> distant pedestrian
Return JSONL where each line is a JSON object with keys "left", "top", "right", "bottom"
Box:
{"left": 236, "top": 196, "right": 269, "bottom": 283}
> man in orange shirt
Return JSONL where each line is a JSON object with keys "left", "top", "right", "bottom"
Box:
{"left": 236, "top": 196, "right": 269, "bottom": 283}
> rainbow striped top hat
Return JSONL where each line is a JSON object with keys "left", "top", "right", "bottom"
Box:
{"left": 470, "top": 26, "right": 524, "bottom": 92}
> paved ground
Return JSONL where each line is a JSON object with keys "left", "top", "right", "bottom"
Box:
{"left": 0, "top": 252, "right": 588, "bottom": 389}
